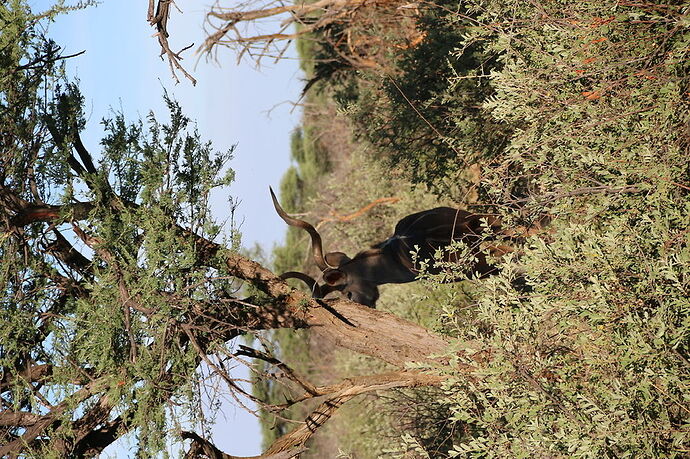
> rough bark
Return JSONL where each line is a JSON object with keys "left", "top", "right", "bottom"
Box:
{"left": 224, "top": 253, "right": 450, "bottom": 367}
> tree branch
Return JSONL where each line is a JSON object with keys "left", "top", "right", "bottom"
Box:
{"left": 4, "top": 185, "right": 451, "bottom": 367}
{"left": 236, "top": 345, "right": 319, "bottom": 396}
{"left": 149, "top": 0, "right": 197, "bottom": 85}
{"left": 264, "top": 370, "right": 444, "bottom": 455}
{"left": 0, "top": 377, "right": 111, "bottom": 457}
{"left": 181, "top": 429, "right": 308, "bottom": 459}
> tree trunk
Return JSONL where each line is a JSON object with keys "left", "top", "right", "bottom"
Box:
{"left": 224, "top": 253, "right": 450, "bottom": 367}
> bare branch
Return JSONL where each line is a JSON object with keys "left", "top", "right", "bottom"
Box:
{"left": 71, "top": 127, "right": 98, "bottom": 174}
{"left": 200, "top": 0, "right": 396, "bottom": 67}
{"left": 149, "top": 0, "right": 197, "bottom": 85}
{"left": 236, "top": 345, "right": 319, "bottom": 396}
{"left": 181, "top": 430, "right": 307, "bottom": 459}
{"left": 0, "top": 412, "right": 44, "bottom": 427}
{"left": 314, "top": 196, "right": 399, "bottom": 230}
{"left": 182, "top": 324, "right": 266, "bottom": 409}
{"left": 222, "top": 247, "right": 452, "bottom": 366}
{"left": 43, "top": 229, "right": 93, "bottom": 276}
{"left": 177, "top": 371, "right": 443, "bottom": 457}
{"left": 264, "top": 370, "right": 444, "bottom": 455}
{"left": 15, "top": 49, "right": 85, "bottom": 72}
{"left": 0, "top": 364, "right": 52, "bottom": 391}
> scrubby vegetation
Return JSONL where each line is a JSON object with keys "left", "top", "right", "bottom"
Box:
{"left": 4, "top": 0, "right": 685, "bottom": 455}
{"left": 264, "top": 0, "right": 690, "bottom": 456}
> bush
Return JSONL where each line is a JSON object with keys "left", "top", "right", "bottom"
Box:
{"left": 335, "top": 0, "right": 510, "bottom": 188}
{"left": 420, "top": 0, "right": 690, "bottom": 455}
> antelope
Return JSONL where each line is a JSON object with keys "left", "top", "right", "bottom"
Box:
{"left": 271, "top": 187, "right": 520, "bottom": 308}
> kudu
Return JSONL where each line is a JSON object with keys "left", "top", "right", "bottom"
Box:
{"left": 271, "top": 187, "right": 515, "bottom": 308}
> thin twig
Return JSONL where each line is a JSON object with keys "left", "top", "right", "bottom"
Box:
{"left": 235, "top": 345, "right": 319, "bottom": 395}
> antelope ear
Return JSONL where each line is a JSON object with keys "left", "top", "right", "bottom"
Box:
{"left": 325, "top": 252, "right": 350, "bottom": 267}
{"left": 322, "top": 268, "right": 347, "bottom": 286}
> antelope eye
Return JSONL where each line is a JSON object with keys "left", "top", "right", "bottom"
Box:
{"left": 347, "top": 292, "right": 353, "bottom": 299}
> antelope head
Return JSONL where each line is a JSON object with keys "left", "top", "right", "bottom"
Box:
{"left": 270, "top": 188, "right": 390, "bottom": 306}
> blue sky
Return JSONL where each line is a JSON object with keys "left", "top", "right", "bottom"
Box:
{"left": 30, "top": 0, "right": 304, "bottom": 455}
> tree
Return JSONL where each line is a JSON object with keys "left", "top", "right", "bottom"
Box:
{"left": 0, "top": 3, "right": 451, "bottom": 457}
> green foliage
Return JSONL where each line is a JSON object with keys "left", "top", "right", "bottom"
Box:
{"left": 416, "top": 0, "right": 690, "bottom": 456}
{"left": 333, "top": 0, "right": 509, "bottom": 187}
{"left": 295, "top": 29, "right": 318, "bottom": 78}
{"left": 276, "top": 0, "right": 690, "bottom": 455}
{"left": 0, "top": 4, "right": 239, "bottom": 454}
{"left": 435, "top": 203, "right": 689, "bottom": 456}
{"left": 0, "top": 0, "right": 73, "bottom": 191}
{"left": 286, "top": 126, "right": 330, "bottom": 200}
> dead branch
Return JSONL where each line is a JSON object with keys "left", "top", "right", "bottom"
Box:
{"left": 201, "top": 0, "right": 401, "bottom": 66}
{"left": 182, "top": 325, "right": 267, "bottom": 410}
{"left": 148, "top": 0, "right": 197, "bottom": 85}
{"left": 264, "top": 370, "right": 444, "bottom": 455}
{"left": 182, "top": 430, "right": 307, "bottom": 459}
{"left": 181, "top": 370, "right": 443, "bottom": 457}
{"left": 236, "top": 345, "right": 319, "bottom": 396}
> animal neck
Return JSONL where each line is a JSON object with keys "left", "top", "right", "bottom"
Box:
{"left": 344, "top": 248, "right": 417, "bottom": 285}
